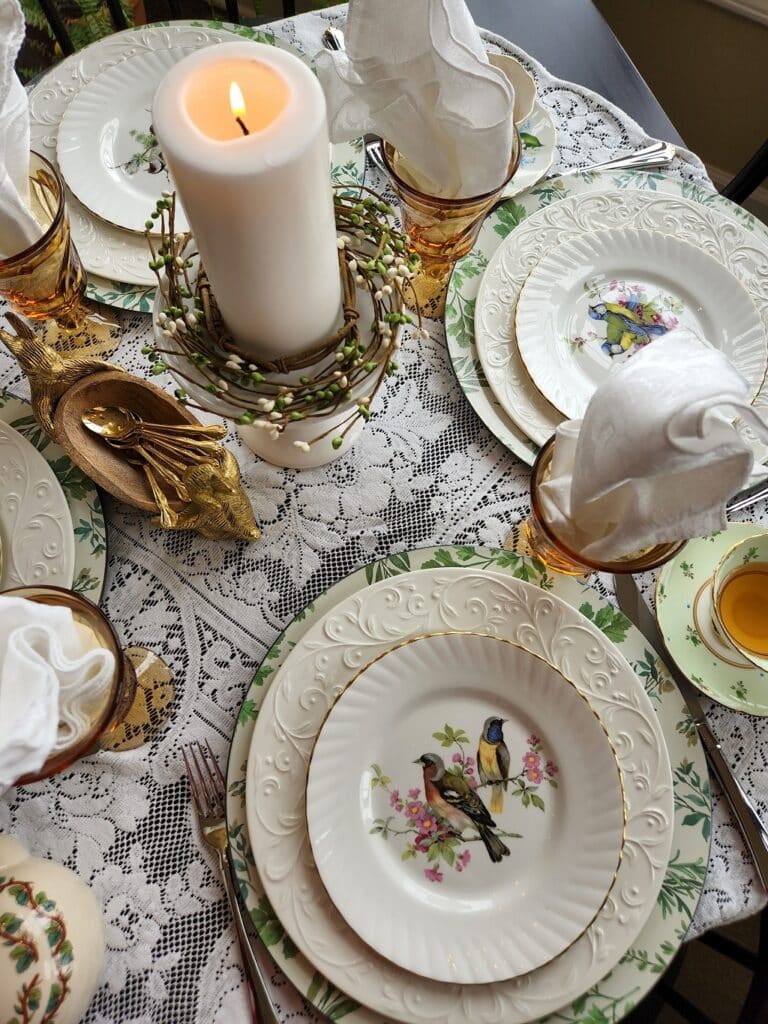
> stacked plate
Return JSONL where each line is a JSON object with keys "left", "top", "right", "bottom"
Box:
{"left": 0, "top": 394, "right": 106, "bottom": 598}
{"left": 28, "top": 22, "right": 558, "bottom": 315}
{"left": 228, "top": 551, "right": 712, "bottom": 1024}
{"left": 446, "top": 168, "right": 768, "bottom": 480}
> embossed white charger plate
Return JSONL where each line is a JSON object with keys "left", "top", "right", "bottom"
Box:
{"left": 0, "top": 420, "right": 74, "bottom": 590}
{"left": 0, "top": 393, "right": 107, "bottom": 599}
{"left": 514, "top": 227, "right": 766, "bottom": 421}
{"left": 227, "top": 544, "right": 711, "bottom": 1024}
{"left": 306, "top": 631, "right": 625, "bottom": 985}
{"left": 57, "top": 48, "right": 193, "bottom": 235}
{"left": 446, "top": 169, "right": 768, "bottom": 479}
{"left": 245, "top": 568, "right": 673, "bottom": 1023}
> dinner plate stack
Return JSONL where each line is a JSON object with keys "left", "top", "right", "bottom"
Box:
{"left": 446, "top": 168, "right": 768, "bottom": 484}
{"left": 227, "top": 548, "right": 712, "bottom": 1024}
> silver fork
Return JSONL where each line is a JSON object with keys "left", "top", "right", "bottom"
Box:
{"left": 321, "top": 27, "right": 388, "bottom": 177}
{"left": 183, "top": 741, "right": 280, "bottom": 1024}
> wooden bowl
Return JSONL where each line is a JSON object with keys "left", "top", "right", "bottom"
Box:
{"left": 54, "top": 370, "right": 205, "bottom": 511}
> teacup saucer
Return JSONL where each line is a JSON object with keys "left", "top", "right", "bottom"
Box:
{"left": 656, "top": 523, "right": 768, "bottom": 715}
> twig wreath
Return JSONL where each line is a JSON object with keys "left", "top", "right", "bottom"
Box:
{"left": 142, "top": 187, "right": 425, "bottom": 452}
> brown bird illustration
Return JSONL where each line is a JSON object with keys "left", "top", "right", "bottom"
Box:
{"left": 416, "top": 753, "right": 510, "bottom": 864}
{"left": 0, "top": 313, "right": 117, "bottom": 437}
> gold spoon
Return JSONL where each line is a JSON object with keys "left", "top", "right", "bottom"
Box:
{"left": 82, "top": 406, "right": 225, "bottom": 443}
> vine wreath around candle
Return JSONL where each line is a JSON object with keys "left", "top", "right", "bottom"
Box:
{"left": 143, "top": 188, "right": 425, "bottom": 467}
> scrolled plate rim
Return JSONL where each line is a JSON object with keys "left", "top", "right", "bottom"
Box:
{"left": 245, "top": 568, "right": 674, "bottom": 1024}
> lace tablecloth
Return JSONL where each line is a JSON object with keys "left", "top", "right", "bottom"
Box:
{"left": 2, "top": 6, "right": 767, "bottom": 1023}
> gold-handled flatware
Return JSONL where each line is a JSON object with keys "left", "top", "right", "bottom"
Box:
{"left": 183, "top": 740, "right": 281, "bottom": 1024}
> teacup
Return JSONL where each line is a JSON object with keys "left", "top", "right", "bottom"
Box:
{"left": 488, "top": 53, "right": 537, "bottom": 125}
{"left": 712, "top": 530, "right": 768, "bottom": 670}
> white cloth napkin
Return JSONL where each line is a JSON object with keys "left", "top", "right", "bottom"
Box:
{"left": 0, "top": 0, "right": 40, "bottom": 258}
{"left": 0, "top": 597, "right": 115, "bottom": 792}
{"left": 539, "top": 330, "right": 768, "bottom": 561}
{"left": 315, "top": 0, "right": 515, "bottom": 198}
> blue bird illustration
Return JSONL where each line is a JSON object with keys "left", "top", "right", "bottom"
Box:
{"left": 477, "top": 716, "right": 510, "bottom": 814}
{"left": 415, "top": 753, "right": 510, "bottom": 864}
{"left": 588, "top": 300, "right": 669, "bottom": 358}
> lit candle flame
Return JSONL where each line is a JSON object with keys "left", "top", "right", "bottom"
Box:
{"left": 229, "top": 81, "right": 246, "bottom": 119}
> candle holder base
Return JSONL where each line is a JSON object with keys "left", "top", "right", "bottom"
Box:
{"left": 147, "top": 188, "right": 422, "bottom": 469}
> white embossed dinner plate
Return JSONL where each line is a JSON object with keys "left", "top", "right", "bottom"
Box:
{"left": 0, "top": 420, "right": 74, "bottom": 591}
{"left": 306, "top": 631, "right": 625, "bottom": 985}
{"left": 245, "top": 569, "right": 673, "bottom": 1023}
{"left": 514, "top": 227, "right": 765, "bottom": 420}
{"left": 57, "top": 49, "right": 192, "bottom": 235}
{"left": 452, "top": 173, "right": 768, "bottom": 476}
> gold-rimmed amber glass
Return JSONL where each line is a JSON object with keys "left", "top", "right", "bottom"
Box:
{"left": 383, "top": 133, "right": 521, "bottom": 316}
{"left": 525, "top": 436, "right": 685, "bottom": 576}
{"left": 0, "top": 152, "right": 85, "bottom": 323}
{"left": 2, "top": 586, "right": 137, "bottom": 784}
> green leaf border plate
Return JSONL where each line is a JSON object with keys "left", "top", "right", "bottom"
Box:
{"left": 445, "top": 168, "right": 766, "bottom": 468}
{"left": 0, "top": 392, "right": 107, "bottom": 598}
{"left": 657, "top": 523, "right": 768, "bottom": 715}
{"left": 226, "top": 545, "right": 711, "bottom": 1023}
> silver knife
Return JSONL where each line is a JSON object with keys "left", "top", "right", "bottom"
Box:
{"left": 614, "top": 573, "right": 768, "bottom": 892}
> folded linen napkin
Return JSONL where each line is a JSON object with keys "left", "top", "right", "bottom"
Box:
{"left": 0, "top": 0, "right": 41, "bottom": 258}
{"left": 539, "top": 330, "right": 768, "bottom": 561}
{"left": 315, "top": 0, "right": 515, "bottom": 198}
{"left": 0, "top": 597, "right": 115, "bottom": 792}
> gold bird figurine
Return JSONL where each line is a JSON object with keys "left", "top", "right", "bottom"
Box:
{"left": 0, "top": 314, "right": 118, "bottom": 438}
{"left": 154, "top": 449, "right": 261, "bottom": 542}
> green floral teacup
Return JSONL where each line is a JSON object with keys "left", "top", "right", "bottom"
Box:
{"left": 712, "top": 529, "right": 768, "bottom": 670}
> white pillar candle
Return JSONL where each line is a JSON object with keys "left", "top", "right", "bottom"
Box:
{"left": 152, "top": 42, "right": 341, "bottom": 363}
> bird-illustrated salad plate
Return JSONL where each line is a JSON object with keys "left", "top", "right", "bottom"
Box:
{"left": 449, "top": 170, "right": 768, "bottom": 471}
{"left": 57, "top": 48, "right": 193, "bottom": 236}
{"left": 306, "top": 631, "right": 624, "bottom": 985}
{"left": 245, "top": 567, "right": 673, "bottom": 1023}
{"left": 500, "top": 100, "right": 556, "bottom": 200}
{"left": 0, "top": 419, "right": 74, "bottom": 591}
{"left": 656, "top": 522, "right": 768, "bottom": 715}
{"left": 514, "top": 227, "right": 765, "bottom": 421}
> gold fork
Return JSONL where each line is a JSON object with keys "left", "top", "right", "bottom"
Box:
{"left": 183, "top": 741, "right": 280, "bottom": 1024}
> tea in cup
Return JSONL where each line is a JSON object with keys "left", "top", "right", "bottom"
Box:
{"left": 712, "top": 530, "right": 768, "bottom": 670}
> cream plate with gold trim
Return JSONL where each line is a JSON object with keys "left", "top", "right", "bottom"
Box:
{"left": 306, "top": 631, "right": 625, "bottom": 985}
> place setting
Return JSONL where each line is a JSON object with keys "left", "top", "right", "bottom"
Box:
{"left": 2, "top": 0, "right": 768, "bottom": 1021}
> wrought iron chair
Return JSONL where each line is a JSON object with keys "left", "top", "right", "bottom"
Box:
{"left": 624, "top": 905, "right": 768, "bottom": 1024}
{"left": 721, "top": 138, "right": 768, "bottom": 206}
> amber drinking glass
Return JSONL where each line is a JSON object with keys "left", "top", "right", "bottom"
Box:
{"left": 525, "top": 436, "right": 685, "bottom": 576}
{"left": 0, "top": 152, "right": 85, "bottom": 323}
{"left": 2, "top": 586, "right": 137, "bottom": 783}
{"left": 383, "top": 135, "right": 521, "bottom": 316}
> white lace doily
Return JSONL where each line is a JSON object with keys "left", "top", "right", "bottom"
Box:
{"left": 2, "top": 7, "right": 766, "bottom": 1023}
